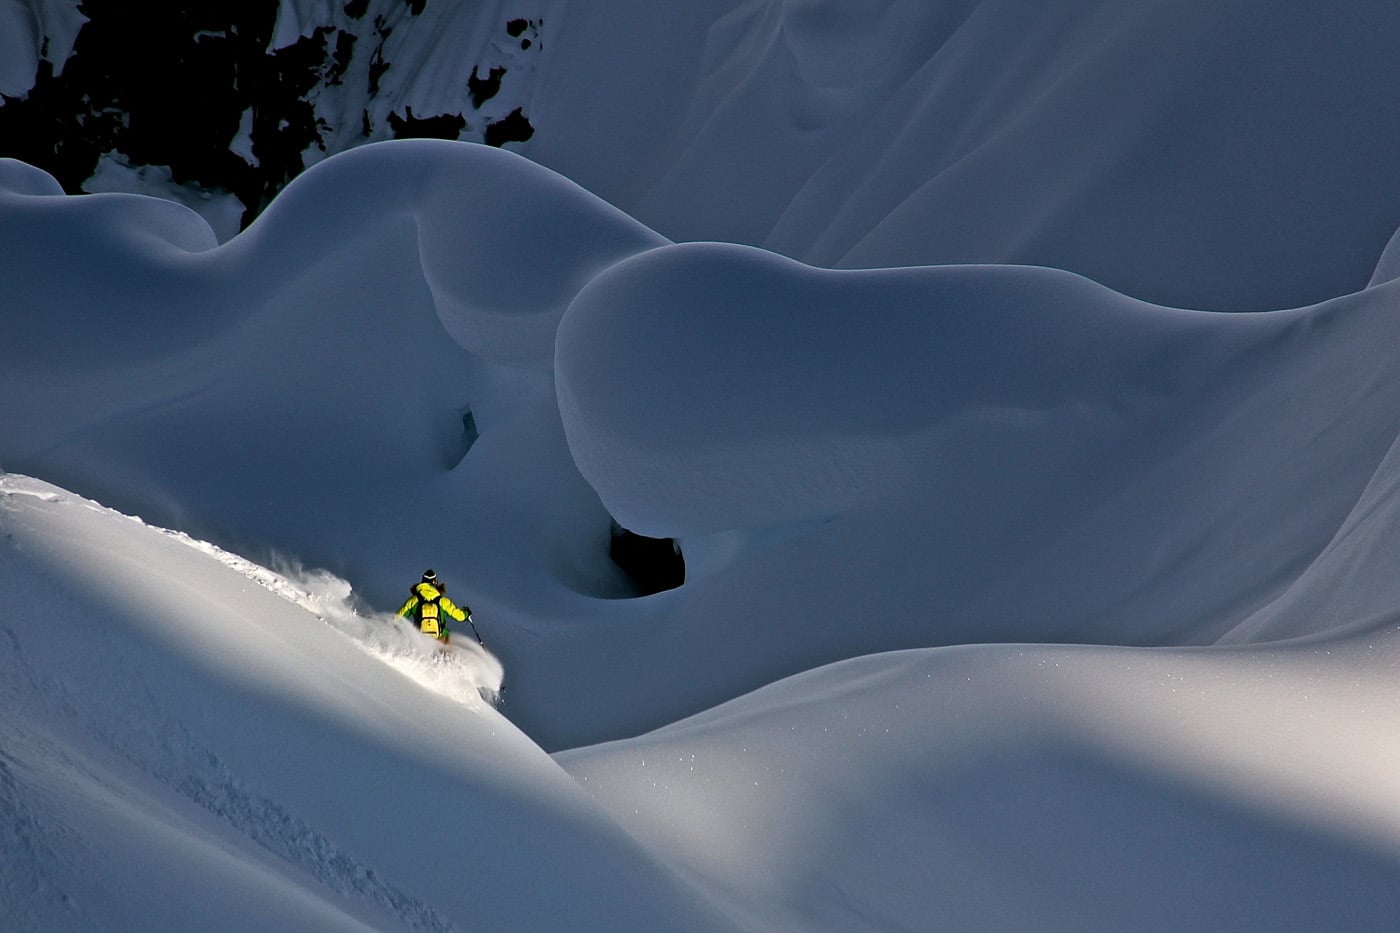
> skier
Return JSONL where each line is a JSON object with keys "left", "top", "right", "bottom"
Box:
{"left": 397, "top": 568, "right": 474, "bottom": 646}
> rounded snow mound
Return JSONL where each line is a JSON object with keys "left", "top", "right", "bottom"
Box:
{"left": 240, "top": 139, "right": 667, "bottom": 368}
{"left": 556, "top": 241, "right": 1219, "bottom": 538}
{"left": 0, "top": 157, "right": 63, "bottom": 196}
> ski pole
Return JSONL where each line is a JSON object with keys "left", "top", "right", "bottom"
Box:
{"left": 465, "top": 613, "right": 485, "bottom": 646}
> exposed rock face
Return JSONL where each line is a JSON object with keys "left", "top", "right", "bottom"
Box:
{"left": 0, "top": 0, "right": 539, "bottom": 234}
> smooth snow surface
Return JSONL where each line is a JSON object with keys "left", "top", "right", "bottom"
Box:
{"left": 0, "top": 475, "right": 731, "bottom": 932}
{"left": 6, "top": 1, "right": 1400, "bottom": 930}
{"left": 527, "top": 1, "right": 1400, "bottom": 312}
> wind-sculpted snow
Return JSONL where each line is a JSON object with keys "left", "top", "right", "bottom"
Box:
{"left": 8, "top": 126, "right": 1400, "bottom": 926}
{"left": 528, "top": 1, "right": 1400, "bottom": 312}
{"left": 0, "top": 142, "right": 662, "bottom": 614}
{"left": 547, "top": 238, "right": 1400, "bottom": 744}
{"left": 1, "top": 140, "right": 660, "bottom": 368}
{"left": 559, "top": 635, "right": 1400, "bottom": 931}
{"left": 557, "top": 243, "right": 1243, "bottom": 536}
{"left": 8, "top": 139, "right": 1400, "bottom": 746}
{"left": 0, "top": 475, "right": 733, "bottom": 931}
{"left": 238, "top": 137, "right": 665, "bottom": 369}
{"left": 12, "top": 1, "right": 1400, "bottom": 309}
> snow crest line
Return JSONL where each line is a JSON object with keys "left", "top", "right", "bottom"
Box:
{"left": 16, "top": 473, "right": 511, "bottom": 709}
{"left": 3, "top": 473, "right": 504, "bottom": 706}
{"left": 164, "top": 535, "right": 507, "bottom": 708}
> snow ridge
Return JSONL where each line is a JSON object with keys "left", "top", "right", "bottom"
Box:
{"left": 72, "top": 479, "right": 508, "bottom": 709}
{"left": 8, "top": 2, "right": 1400, "bottom": 928}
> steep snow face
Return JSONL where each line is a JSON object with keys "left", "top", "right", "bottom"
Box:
{"left": 0, "top": 142, "right": 660, "bottom": 611}
{"left": 528, "top": 0, "right": 1400, "bottom": 310}
{"left": 10, "top": 468, "right": 1400, "bottom": 931}
{"left": 8, "top": 4, "right": 1400, "bottom": 927}
{"left": 0, "top": 475, "right": 736, "bottom": 932}
{"left": 9, "top": 1, "right": 1400, "bottom": 307}
{"left": 8, "top": 140, "right": 1400, "bottom": 751}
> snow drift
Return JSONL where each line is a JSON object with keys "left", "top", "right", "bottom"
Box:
{"left": 7, "top": 0, "right": 1400, "bottom": 929}
{"left": 528, "top": 0, "right": 1400, "bottom": 312}
{"left": 0, "top": 475, "right": 732, "bottom": 931}
{"left": 9, "top": 137, "right": 1400, "bottom": 745}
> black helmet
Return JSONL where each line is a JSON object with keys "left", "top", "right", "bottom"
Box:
{"left": 421, "top": 568, "right": 438, "bottom": 585}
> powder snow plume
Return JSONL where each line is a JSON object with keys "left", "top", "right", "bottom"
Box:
{"left": 156, "top": 528, "right": 506, "bottom": 707}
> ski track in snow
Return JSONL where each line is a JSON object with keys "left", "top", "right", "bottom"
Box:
{"left": 132, "top": 719, "right": 455, "bottom": 933}
{"left": 1, "top": 609, "right": 453, "bottom": 933}
{"left": 0, "top": 727, "right": 84, "bottom": 926}
{"left": 0, "top": 475, "right": 486, "bottom": 931}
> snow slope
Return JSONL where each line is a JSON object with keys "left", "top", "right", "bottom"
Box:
{"left": 9, "top": 139, "right": 1400, "bottom": 748}
{"left": 559, "top": 637, "right": 1400, "bottom": 932}
{"left": 528, "top": 0, "right": 1400, "bottom": 311}
{"left": 10, "top": 1, "right": 1400, "bottom": 308}
{"left": 7, "top": 134, "right": 1400, "bottom": 928}
{"left": 0, "top": 474, "right": 734, "bottom": 931}
{"left": 6, "top": 0, "right": 1400, "bottom": 929}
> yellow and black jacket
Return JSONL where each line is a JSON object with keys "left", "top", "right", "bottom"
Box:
{"left": 397, "top": 582, "right": 468, "bottom": 642}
